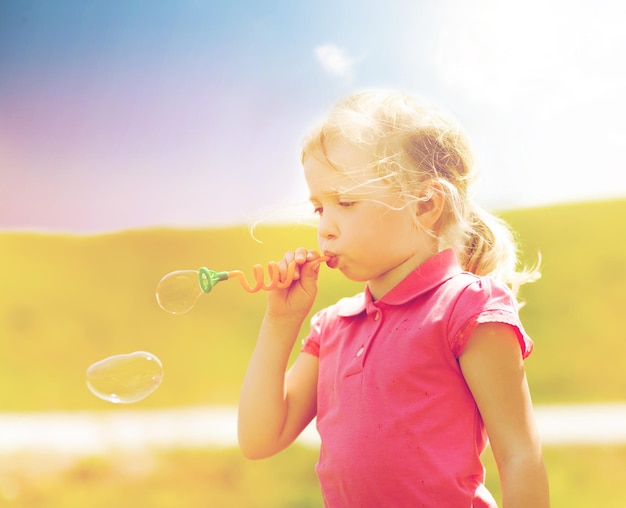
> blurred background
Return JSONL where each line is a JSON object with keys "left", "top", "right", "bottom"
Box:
{"left": 1, "top": 0, "right": 626, "bottom": 506}
{"left": 3, "top": 0, "right": 626, "bottom": 232}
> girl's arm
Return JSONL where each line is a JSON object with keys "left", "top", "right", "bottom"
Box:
{"left": 459, "top": 322, "right": 550, "bottom": 508}
{"left": 237, "top": 248, "right": 323, "bottom": 460}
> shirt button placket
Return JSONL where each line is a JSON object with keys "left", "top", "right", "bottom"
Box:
{"left": 358, "top": 309, "right": 382, "bottom": 363}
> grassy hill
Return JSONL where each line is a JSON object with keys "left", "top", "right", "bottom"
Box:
{"left": 501, "top": 198, "right": 626, "bottom": 403}
{"left": 1, "top": 199, "right": 624, "bottom": 410}
{"left": 0, "top": 223, "right": 361, "bottom": 411}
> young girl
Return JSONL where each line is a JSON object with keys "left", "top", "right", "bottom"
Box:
{"left": 238, "top": 90, "right": 550, "bottom": 507}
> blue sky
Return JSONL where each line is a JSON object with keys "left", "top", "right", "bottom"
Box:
{"left": 2, "top": 0, "right": 625, "bottom": 233}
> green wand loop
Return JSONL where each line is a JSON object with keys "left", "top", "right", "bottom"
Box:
{"left": 198, "top": 267, "right": 229, "bottom": 293}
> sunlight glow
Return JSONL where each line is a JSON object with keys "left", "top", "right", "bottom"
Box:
{"left": 430, "top": 0, "right": 626, "bottom": 208}
{"left": 434, "top": 0, "right": 626, "bottom": 112}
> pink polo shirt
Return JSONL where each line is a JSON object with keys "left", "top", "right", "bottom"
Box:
{"left": 302, "top": 249, "right": 533, "bottom": 507}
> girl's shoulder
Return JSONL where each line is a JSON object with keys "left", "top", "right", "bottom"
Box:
{"left": 443, "top": 272, "right": 532, "bottom": 358}
{"left": 444, "top": 271, "right": 517, "bottom": 304}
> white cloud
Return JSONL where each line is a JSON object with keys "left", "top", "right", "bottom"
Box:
{"left": 314, "top": 44, "right": 355, "bottom": 81}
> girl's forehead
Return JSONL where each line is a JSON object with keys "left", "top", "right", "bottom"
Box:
{"left": 323, "top": 138, "right": 374, "bottom": 172}
{"left": 304, "top": 149, "right": 388, "bottom": 198}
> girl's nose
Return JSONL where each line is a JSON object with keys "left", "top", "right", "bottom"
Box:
{"left": 317, "top": 211, "right": 338, "bottom": 240}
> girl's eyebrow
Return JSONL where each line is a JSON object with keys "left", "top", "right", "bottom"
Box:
{"left": 309, "top": 188, "right": 341, "bottom": 201}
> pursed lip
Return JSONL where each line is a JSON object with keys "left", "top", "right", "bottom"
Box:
{"left": 323, "top": 251, "right": 339, "bottom": 269}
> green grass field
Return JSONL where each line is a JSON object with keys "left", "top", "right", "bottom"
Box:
{"left": 1, "top": 198, "right": 625, "bottom": 506}
{"left": 2, "top": 444, "right": 626, "bottom": 507}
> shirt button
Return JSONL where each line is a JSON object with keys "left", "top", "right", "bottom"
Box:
{"left": 374, "top": 311, "right": 381, "bottom": 321}
{"left": 356, "top": 347, "right": 364, "bottom": 357}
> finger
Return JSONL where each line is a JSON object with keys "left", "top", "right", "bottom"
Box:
{"left": 278, "top": 250, "right": 303, "bottom": 283}
{"left": 290, "top": 248, "right": 312, "bottom": 281}
{"left": 301, "top": 253, "right": 326, "bottom": 280}
{"left": 306, "top": 249, "right": 324, "bottom": 262}
{"left": 294, "top": 247, "right": 309, "bottom": 265}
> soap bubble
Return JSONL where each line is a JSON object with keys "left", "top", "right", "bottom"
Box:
{"left": 86, "top": 351, "right": 163, "bottom": 404}
{"left": 156, "top": 270, "right": 202, "bottom": 314}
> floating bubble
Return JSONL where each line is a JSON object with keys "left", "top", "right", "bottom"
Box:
{"left": 156, "top": 268, "right": 230, "bottom": 314}
{"left": 86, "top": 351, "right": 163, "bottom": 404}
{"left": 155, "top": 270, "right": 203, "bottom": 314}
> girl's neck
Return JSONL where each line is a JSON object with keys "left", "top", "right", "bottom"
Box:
{"left": 368, "top": 248, "right": 439, "bottom": 301}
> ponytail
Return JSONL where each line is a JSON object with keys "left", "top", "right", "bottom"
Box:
{"left": 456, "top": 205, "right": 540, "bottom": 296}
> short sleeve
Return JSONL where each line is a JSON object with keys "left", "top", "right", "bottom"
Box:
{"left": 301, "top": 293, "right": 365, "bottom": 358}
{"left": 447, "top": 277, "right": 533, "bottom": 359}
{"left": 301, "top": 308, "right": 325, "bottom": 357}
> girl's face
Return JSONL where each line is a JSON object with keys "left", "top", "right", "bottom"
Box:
{"left": 304, "top": 140, "right": 438, "bottom": 299}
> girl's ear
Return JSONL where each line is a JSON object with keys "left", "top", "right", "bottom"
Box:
{"left": 415, "top": 182, "right": 445, "bottom": 231}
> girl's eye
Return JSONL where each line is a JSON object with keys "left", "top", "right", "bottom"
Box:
{"left": 311, "top": 200, "right": 354, "bottom": 215}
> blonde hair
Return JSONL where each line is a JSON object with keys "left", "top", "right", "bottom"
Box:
{"left": 302, "top": 90, "right": 539, "bottom": 295}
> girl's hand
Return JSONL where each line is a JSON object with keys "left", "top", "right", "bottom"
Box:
{"left": 265, "top": 247, "right": 325, "bottom": 321}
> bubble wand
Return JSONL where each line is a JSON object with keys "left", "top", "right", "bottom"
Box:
{"left": 156, "top": 256, "right": 328, "bottom": 314}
